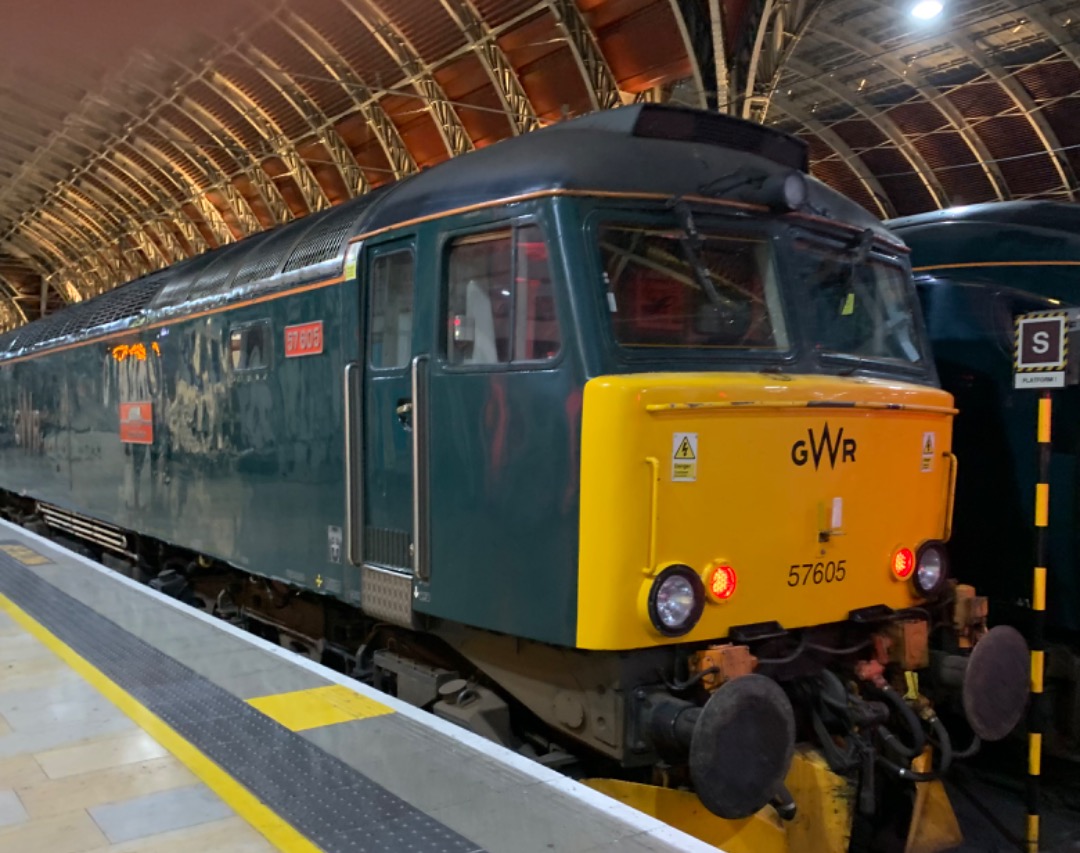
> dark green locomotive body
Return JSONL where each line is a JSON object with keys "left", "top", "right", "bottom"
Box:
{"left": 0, "top": 104, "right": 877, "bottom": 650}
{"left": 890, "top": 201, "right": 1080, "bottom": 631}
{"left": 0, "top": 106, "right": 1026, "bottom": 838}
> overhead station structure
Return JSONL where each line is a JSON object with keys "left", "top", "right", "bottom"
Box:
{"left": 0, "top": 0, "right": 1079, "bottom": 329}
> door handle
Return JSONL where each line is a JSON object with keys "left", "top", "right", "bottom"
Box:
{"left": 396, "top": 399, "right": 413, "bottom": 428}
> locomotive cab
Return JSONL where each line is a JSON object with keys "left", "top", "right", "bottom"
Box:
{"left": 339, "top": 108, "right": 1030, "bottom": 850}
{"left": 561, "top": 195, "right": 1031, "bottom": 845}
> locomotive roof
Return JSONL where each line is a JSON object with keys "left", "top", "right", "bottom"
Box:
{"left": 0, "top": 104, "right": 890, "bottom": 360}
{"left": 888, "top": 200, "right": 1080, "bottom": 235}
{"left": 360, "top": 104, "right": 888, "bottom": 241}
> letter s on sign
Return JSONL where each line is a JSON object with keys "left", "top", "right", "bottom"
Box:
{"left": 1032, "top": 330, "right": 1050, "bottom": 355}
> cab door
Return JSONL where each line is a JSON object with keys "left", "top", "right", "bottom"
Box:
{"left": 355, "top": 236, "right": 420, "bottom": 626}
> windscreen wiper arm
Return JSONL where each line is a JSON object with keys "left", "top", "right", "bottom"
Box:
{"left": 668, "top": 198, "right": 725, "bottom": 308}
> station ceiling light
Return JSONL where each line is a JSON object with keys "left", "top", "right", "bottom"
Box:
{"left": 911, "top": 0, "right": 944, "bottom": 20}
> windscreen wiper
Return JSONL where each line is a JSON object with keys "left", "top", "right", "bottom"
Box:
{"left": 668, "top": 198, "right": 726, "bottom": 308}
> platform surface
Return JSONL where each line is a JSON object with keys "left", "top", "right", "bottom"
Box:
{"left": 0, "top": 520, "right": 718, "bottom": 853}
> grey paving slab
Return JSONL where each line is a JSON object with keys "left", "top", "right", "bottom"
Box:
{"left": 88, "top": 783, "right": 234, "bottom": 843}
{"left": 0, "top": 632, "right": 53, "bottom": 663}
{"left": 303, "top": 717, "right": 518, "bottom": 815}
{"left": 0, "top": 613, "right": 16, "bottom": 630}
{"left": 0, "top": 682, "right": 119, "bottom": 733}
{"left": 227, "top": 666, "right": 330, "bottom": 700}
{"left": 428, "top": 783, "right": 645, "bottom": 853}
{"left": 579, "top": 833, "right": 687, "bottom": 853}
{"left": 0, "top": 713, "right": 136, "bottom": 759}
{"left": 0, "top": 676, "right": 101, "bottom": 716}
{"left": 0, "top": 788, "right": 28, "bottom": 829}
{"left": 173, "top": 644, "right": 289, "bottom": 684}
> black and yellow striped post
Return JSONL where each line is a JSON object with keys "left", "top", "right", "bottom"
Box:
{"left": 1027, "top": 390, "right": 1051, "bottom": 852}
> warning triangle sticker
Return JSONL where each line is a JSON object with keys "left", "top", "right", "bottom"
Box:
{"left": 675, "top": 437, "right": 696, "bottom": 459}
{"left": 922, "top": 434, "right": 934, "bottom": 455}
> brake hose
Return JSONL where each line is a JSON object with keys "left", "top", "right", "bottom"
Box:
{"left": 877, "top": 715, "right": 954, "bottom": 782}
{"left": 878, "top": 684, "right": 927, "bottom": 758}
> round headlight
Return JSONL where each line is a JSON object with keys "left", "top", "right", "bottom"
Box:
{"left": 914, "top": 543, "right": 948, "bottom": 596}
{"left": 648, "top": 565, "right": 705, "bottom": 637}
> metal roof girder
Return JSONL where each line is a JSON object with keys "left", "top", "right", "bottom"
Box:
{"left": 0, "top": 274, "right": 29, "bottom": 325}
{"left": 204, "top": 61, "right": 329, "bottom": 213}
{"left": 126, "top": 118, "right": 262, "bottom": 239}
{"left": 283, "top": 12, "right": 418, "bottom": 179}
{"left": 165, "top": 94, "right": 295, "bottom": 224}
{"left": 949, "top": 31, "right": 1076, "bottom": 200}
{"left": 243, "top": 42, "right": 366, "bottom": 197}
{"left": 773, "top": 93, "right": 895, "bottom": 219}
{"left": 785, "top": 56, "right": 948, "bottom": 208}
{"left": 438, "top": 0, "right": 540, "bottom": 134}
{"left": 737, "top": 0, "right": 825, "bottom": 123}
{"left": 351, "top": 0, "right": 473, "bottom": 157}
{"left": 821, "top": 24, "right": 1009, "bottom": 201}
{"left": 547, "top": 0, "right": 622, "bottom": 111}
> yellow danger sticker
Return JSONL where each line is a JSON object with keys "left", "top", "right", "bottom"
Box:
{"left": 672, "top": 433, "right": 698, "bottom": 482}
{"left": 920, "top": 432, "right": 935, "bottom": 473}
{"left": 0, "top": 543, "right": 51, "bottom": 566}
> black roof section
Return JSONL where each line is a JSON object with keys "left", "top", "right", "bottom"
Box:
{"left": 1, "top": 104, "right": 885, "bottom": 360}
{"left": 361, "top": 103, "right": 875, "bottom": 238}
{"left": 0, "top": 187, "right": 388, "bottom": 359}
{"left": 888, "top": 200, "right": 1080, "bottom": 235}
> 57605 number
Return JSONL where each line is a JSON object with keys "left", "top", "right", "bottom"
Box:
{"left": 787, "top": 560, "right": 846, "bottom": 587}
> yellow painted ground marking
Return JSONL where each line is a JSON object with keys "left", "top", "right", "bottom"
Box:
{"left": 248, "top": 684, "right": 393, "bottom": 732}
{"left": 0, "top": 592, "right": 319, "bottom": 853}
{"left": 0, "top": 543, "right": 51, "bottom": 566}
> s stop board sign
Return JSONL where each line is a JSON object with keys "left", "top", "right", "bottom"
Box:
{"left": 1014, "top": 311, "right": 1070, "bottom": 389}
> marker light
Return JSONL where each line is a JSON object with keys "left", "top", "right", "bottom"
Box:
{"left": 648, "top": 565, "right": 705, "bottom": 637}
{"left": 911, "top": 0, "right": 943, "bottom": 20}
{"left": 914, "top": 544, "right": 948, "bottom": 596}
{"left": 704, "top": 563, "right": 738, "bottom": 602}
{"left": 892, "top": 547, "right": 916, "bottom": 580}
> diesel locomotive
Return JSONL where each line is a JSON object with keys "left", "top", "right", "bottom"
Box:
{"left": 891, "top": 201, "right": 1080, "bottom": 747}
{"left": 0, "top": 106, "right": 1027, "bottom": 851}
{"left": 890, "top": 202, "right": 1080, "bottom": 630}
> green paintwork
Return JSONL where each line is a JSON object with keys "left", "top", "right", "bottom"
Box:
{"left": 0, "top": 283, "right": 357, "bottom": 600}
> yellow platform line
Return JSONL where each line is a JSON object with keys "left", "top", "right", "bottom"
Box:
{"left": 0, "top": 591, "right": 321, "bottom": 853}
{"left": 248, "top": 684, "right": 394, "bottom": 732}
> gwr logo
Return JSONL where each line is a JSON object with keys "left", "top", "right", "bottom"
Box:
{"left": 791, "top": 423, "right": 856, "bottom": 470}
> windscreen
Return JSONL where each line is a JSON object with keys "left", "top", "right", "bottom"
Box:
{"left": 801, "top": 241, "right": 926, "bottom": 366}
{"left": 598, "top": 222, "right": 788, "bottom": 350}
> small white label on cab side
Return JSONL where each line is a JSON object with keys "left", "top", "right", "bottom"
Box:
{"left": 344, "top": 243, "right": 361, "bottom": 282}
{"left": 672, "top": 433, "right": 698, "bottom": 482}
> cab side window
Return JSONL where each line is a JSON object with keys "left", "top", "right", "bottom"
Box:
{"left": 370, "top": 249, "right": 415, "bottom": 369}
{"left": 229, "top": 320, "right": 271, "bottom": 371}
{"left": 445, "top": 224, "right": 559, "bottom": 366}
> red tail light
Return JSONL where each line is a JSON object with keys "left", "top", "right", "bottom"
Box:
{"left": 891, "top": 548, "right": 915, "bottom": 580}
{"left": 705, "top": 563, "right": 737, "bottom": 602}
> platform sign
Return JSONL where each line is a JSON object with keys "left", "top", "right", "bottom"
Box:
{"left": 1014, "top": 310, "right": 1078, "bottom": 389}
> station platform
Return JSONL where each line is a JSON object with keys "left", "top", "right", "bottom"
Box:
{"left": 0, "top": 519, "right": 718, "bottom": 853}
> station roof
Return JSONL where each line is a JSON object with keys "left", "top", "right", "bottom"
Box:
{"left": 0, "top": 0, "right": 1077, "bottom": 330}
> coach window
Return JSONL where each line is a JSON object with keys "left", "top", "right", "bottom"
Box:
{"left": 229, "top": 320, "right": 270, "bottom": 371}
{"left": 445, "top": 224, "right": 559, "bottom": 366}
{"left": 370, "top": 249, "right": 415, "bottom": 369}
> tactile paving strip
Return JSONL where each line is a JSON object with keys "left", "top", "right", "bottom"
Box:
{"left": 0, "top": 553, "right": 484, "bottom": 853}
